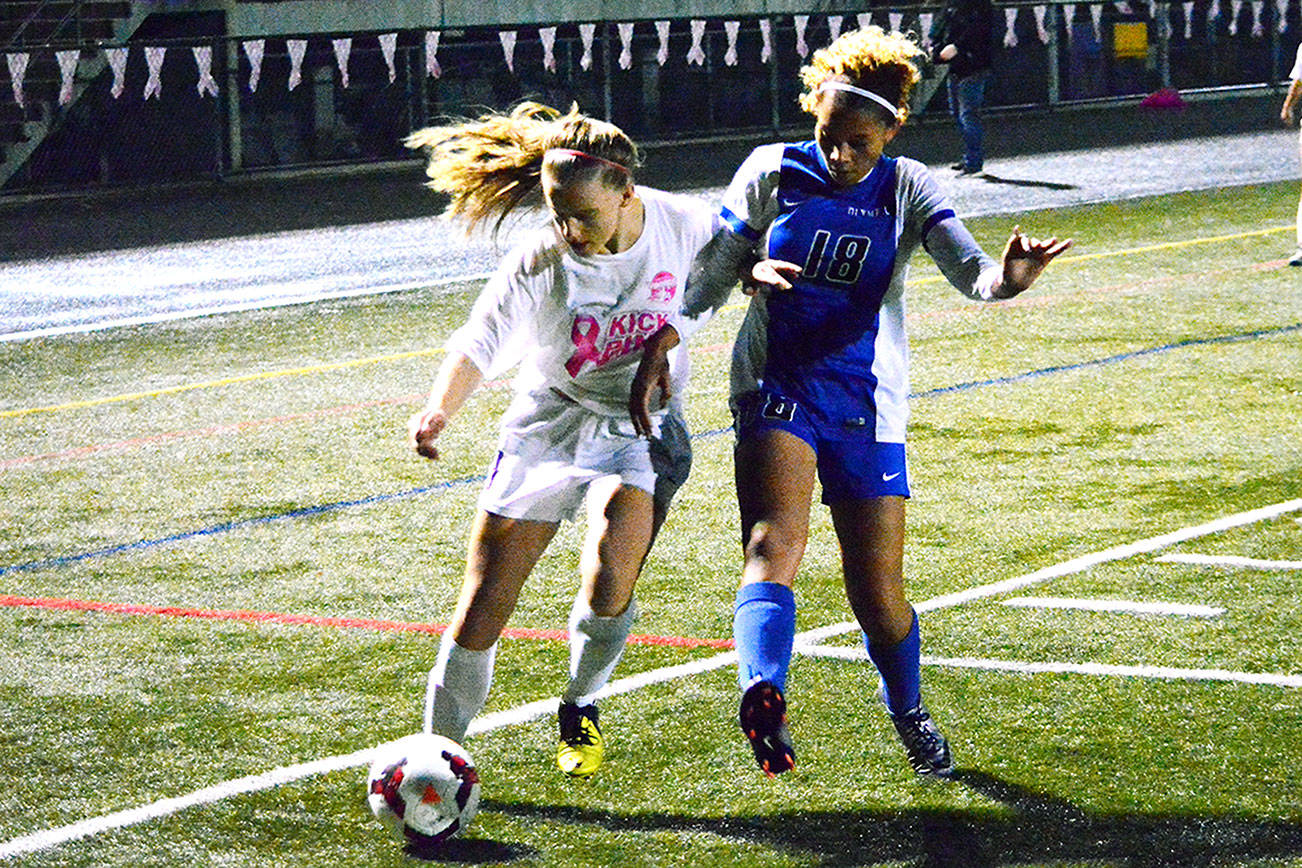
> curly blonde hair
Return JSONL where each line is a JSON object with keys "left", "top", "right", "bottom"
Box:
{"left": 405, "top": 102, "right": 639, "bottom": 235}
{"left": 798, "top": 27, "right": 923, "bottom": 123}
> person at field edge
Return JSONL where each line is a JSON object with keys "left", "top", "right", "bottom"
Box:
{"left": 629, "top": 27, "right": 1071, "bottom": 778}
{"left": 931, "top": 0, "right": 996, "bottom": 175}
{"left": 406, "top": 102, "right": 716, "bottom": 779}
{"left": 1279, "top": 40, "right": 1302, "bottom": 266}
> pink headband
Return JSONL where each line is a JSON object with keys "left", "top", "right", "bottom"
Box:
{"left": 544, "top": 147, "right": 631, "bottom": 175}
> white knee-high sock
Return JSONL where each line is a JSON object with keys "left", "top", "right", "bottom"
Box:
{"left": 424, "top": 634, "right": 496, "bottom": 742}
{"left": 563, "top": 594, "right": 638, "bottom": 705}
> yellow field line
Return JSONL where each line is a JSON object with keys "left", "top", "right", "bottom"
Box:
{"left": 3, "top": 224, "right": 1291, "bottom": 419}
{"left": 906, "top": 224, "right": 1292, "bottom": 285}
{"left": 0, "top": 348, "right": 443, "bottom": 419}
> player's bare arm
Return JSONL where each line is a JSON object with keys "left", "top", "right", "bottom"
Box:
{"left": 629, "top": 325, "right": 680, "bottom": 438}
{"left": 409, "top": 351, "right": 484, "bottom": 460}
{"left": 989, "top": 225, "right": 1073, "bottom": 299}
{"left": 1282, "top": 79, "right": 1302, "bottom": 124}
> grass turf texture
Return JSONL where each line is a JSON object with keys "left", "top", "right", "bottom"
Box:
{"left": 0, "top": 180, "right": 1299, "bottom": 866}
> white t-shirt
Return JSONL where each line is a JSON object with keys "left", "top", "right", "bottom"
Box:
{"left": 1290, "top": 42, "right": 1302, "bottom": 80}
{"left": 447, "top": 186, "right": 717, "bottom": 418}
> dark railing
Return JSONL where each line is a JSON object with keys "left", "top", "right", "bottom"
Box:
{"left": 1, "top": 3, "right": 1294, "bottom": 192}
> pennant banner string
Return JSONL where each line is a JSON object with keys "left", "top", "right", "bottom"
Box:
{"left": 56, "top": 49, "right": 79, "bottom": 105}
{"left": 143, "top": 46, "right": 165, "bottom": 100}
{"left": 242, "top": 39, "right": 264, "bottom": 92}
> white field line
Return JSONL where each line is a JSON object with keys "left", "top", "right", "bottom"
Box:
{"left": 3, "top": 497, "right": 1300, "bottom": 859}
{"left": 909, "top": 498, "right": 1302, "bottom": 613}
{"left": 1155, "top": 553, "right": 1302, "bottom": 570}
{"left": 801, "top": 646, "right": 1302, "bottom": 689}
{"left": 1001, "top": 596, "right": 1225, "bottom": 617}
{"left": 0, "top": 273, "right": 493, "bottom": 343}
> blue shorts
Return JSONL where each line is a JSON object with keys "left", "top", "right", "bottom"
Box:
{"left": 732, "top": 389, "right": 909, "bottom": 504}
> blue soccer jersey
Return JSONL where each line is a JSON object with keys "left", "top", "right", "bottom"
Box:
{"left": 715, "top": 141, "right": 997, "bottom": 444}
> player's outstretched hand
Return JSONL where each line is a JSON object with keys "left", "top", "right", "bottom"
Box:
{"left": 408, "top": 407, "right": 449, "bottom": 461}
{"left": 995, "top": 226, "right": 1073, "bottom": 299}
{"left": 745, "top": 259, "right": 803, "bottom": 295}
{"left": 629, "top": 326, "right": 679, "bottom": 438}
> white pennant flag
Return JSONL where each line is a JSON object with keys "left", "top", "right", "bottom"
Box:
{"left": 425, "top": 31, "right": 441, "bottom": 78}
{"left": 618, "top": 22, "right": 634, "bottom": 70}
{"left": 1228, "top": 0, "right": 1243, "bottom": 33}
{"left": 243, "top": 39, "right": 265, "bottom": 92}
{"left": 579, "top": 23, "right": 596, "bottom": 71}
{"left": 795, "top": 15, "right": 811, "bottom": 58}
{"left": 539, "top": 27, "right": 557, "bottom": 72}
{"left": 1034, "top": 6, "right": 1051, "bottom": 42}
{"left": 1115, "top": 0, "right": 1134, "bottom": 11}
{"left": 56, "top": 49, "right": 79, "bottom": 105}
{"left": 332, "top": 38, "right": 352, "bottom": 88}
{"left": 1277, "top": 0, "right": 1288, "bottom": 31}
{"left": 759, "top": 18, "right": 773, "bottom": 63}
{"left": 143, "top": 46, "right": 165, "bottom": 100}
{"left": 827, "top": 15, "right": 844, "bottom": 42}
{"left": 1208, "top": 0, "right": 1221, "bottom": 28}
{"left": 859, "top": 13, "right": 874, "bottom": 30}
{"left": 6, "top": 52, "right": 28, "bottom": 109}
{"left": 724, "top": 21, "right": 740, "bottom": 66}
{"left": 1252, "top": 0, "right": 1264, "bottom": 36}
{"left": 919, "top": 12, "right": 935, "bottom": 45}
{"left": 1091, "top": 3, "right": 1103, "bottom": 38}
{"left": 105, "top": 47, "right": 127, "bottom": 99}
{"left": 1183, "top": 1, "right": 1195, "bottom": 37}
{"left": 890, "top": 12, "right": 904, "bottom": 32}
{"left": 687, "top": 19, "right": 706, "bottom": 65}
{"left": 499, "top": 30, "right": 517, "bottom": 72}
{"left": 1005, "top": 7, "right": 1020, "bottom": 45}
{"left": 192, "top": 45, "right": 218, "bottom": 97}
{"left": 379, "top": 33, "right": 397, "bottom": 83}
{"left": 287, "top": 38, "right": 307, "bottom": 89}
{"left": 655, "top": 20, "right": 670, "bottom": 66}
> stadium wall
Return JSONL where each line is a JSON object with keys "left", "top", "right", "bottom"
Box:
{"left": 0, "top": 1, "right": 1293, "bottom": 194}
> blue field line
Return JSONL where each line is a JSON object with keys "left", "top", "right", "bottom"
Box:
{"left": 3, "top": 322, "right": 1298, "bottom": 579}
{"left": 915, "top": 321, "right": 1302, "bottom": 399}
{"left": 0, "top": 475, "right": 487, "bottom": 579}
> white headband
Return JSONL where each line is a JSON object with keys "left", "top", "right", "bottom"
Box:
{"left": 818, "top": 81, "right": 904, "bottom": 121}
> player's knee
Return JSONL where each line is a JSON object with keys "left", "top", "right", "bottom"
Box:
{"left": 743, "top": 520, "right": 807, "bottom": 568}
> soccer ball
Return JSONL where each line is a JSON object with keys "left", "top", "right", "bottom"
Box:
{"left": 366, "top": 733, "right": 481, "bottom": 848}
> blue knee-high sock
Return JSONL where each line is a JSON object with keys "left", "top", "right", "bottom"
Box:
{"left": 864, "top": 611, "right": 922, "bottom": 716}
{"left": 733, "top": 582, "right": 797, "bottom": 693}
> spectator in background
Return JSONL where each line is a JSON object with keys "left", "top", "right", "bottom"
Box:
{"left": 931, "top": 0, "right": 995, "bottom": 175}
{"left": 1279, "top": 41, "right": 1302, "bottom": 266}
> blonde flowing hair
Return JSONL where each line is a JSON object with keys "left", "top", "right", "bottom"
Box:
{"left": 798, "top": 27, "right": 923, "bottom": 123}
{"left": 405, "top": 102, "right": 639, "bottom": 235}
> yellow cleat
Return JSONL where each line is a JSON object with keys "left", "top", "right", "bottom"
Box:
{"left": 556, "top": 702, "right": 603, "bottom": 778}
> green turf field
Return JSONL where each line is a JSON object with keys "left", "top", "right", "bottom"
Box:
{"left": 0, "top": 180, "right": 1299, "bottom": 867}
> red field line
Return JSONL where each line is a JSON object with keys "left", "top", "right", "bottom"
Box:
{"left": 0, "top": 594, "right": 735, "bottom": 650}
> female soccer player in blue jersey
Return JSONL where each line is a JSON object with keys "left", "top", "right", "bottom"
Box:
{"left": 630, "top": 27, "right": 1070, "bottom": 777}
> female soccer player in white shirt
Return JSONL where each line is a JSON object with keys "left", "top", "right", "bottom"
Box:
{"left": 1280, "top": 42, "right": 1302, "bottom": 265}
{"left": 406, "top": 103, "right": 716, "bottom": 778}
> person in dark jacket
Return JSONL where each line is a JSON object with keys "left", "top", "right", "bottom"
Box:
{"left": 931, "top": 0, "right": 995, "bottom": 174}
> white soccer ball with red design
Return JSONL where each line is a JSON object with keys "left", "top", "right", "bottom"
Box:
{"left": 367, "top": 733, "right": 480, "bottom": 848}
